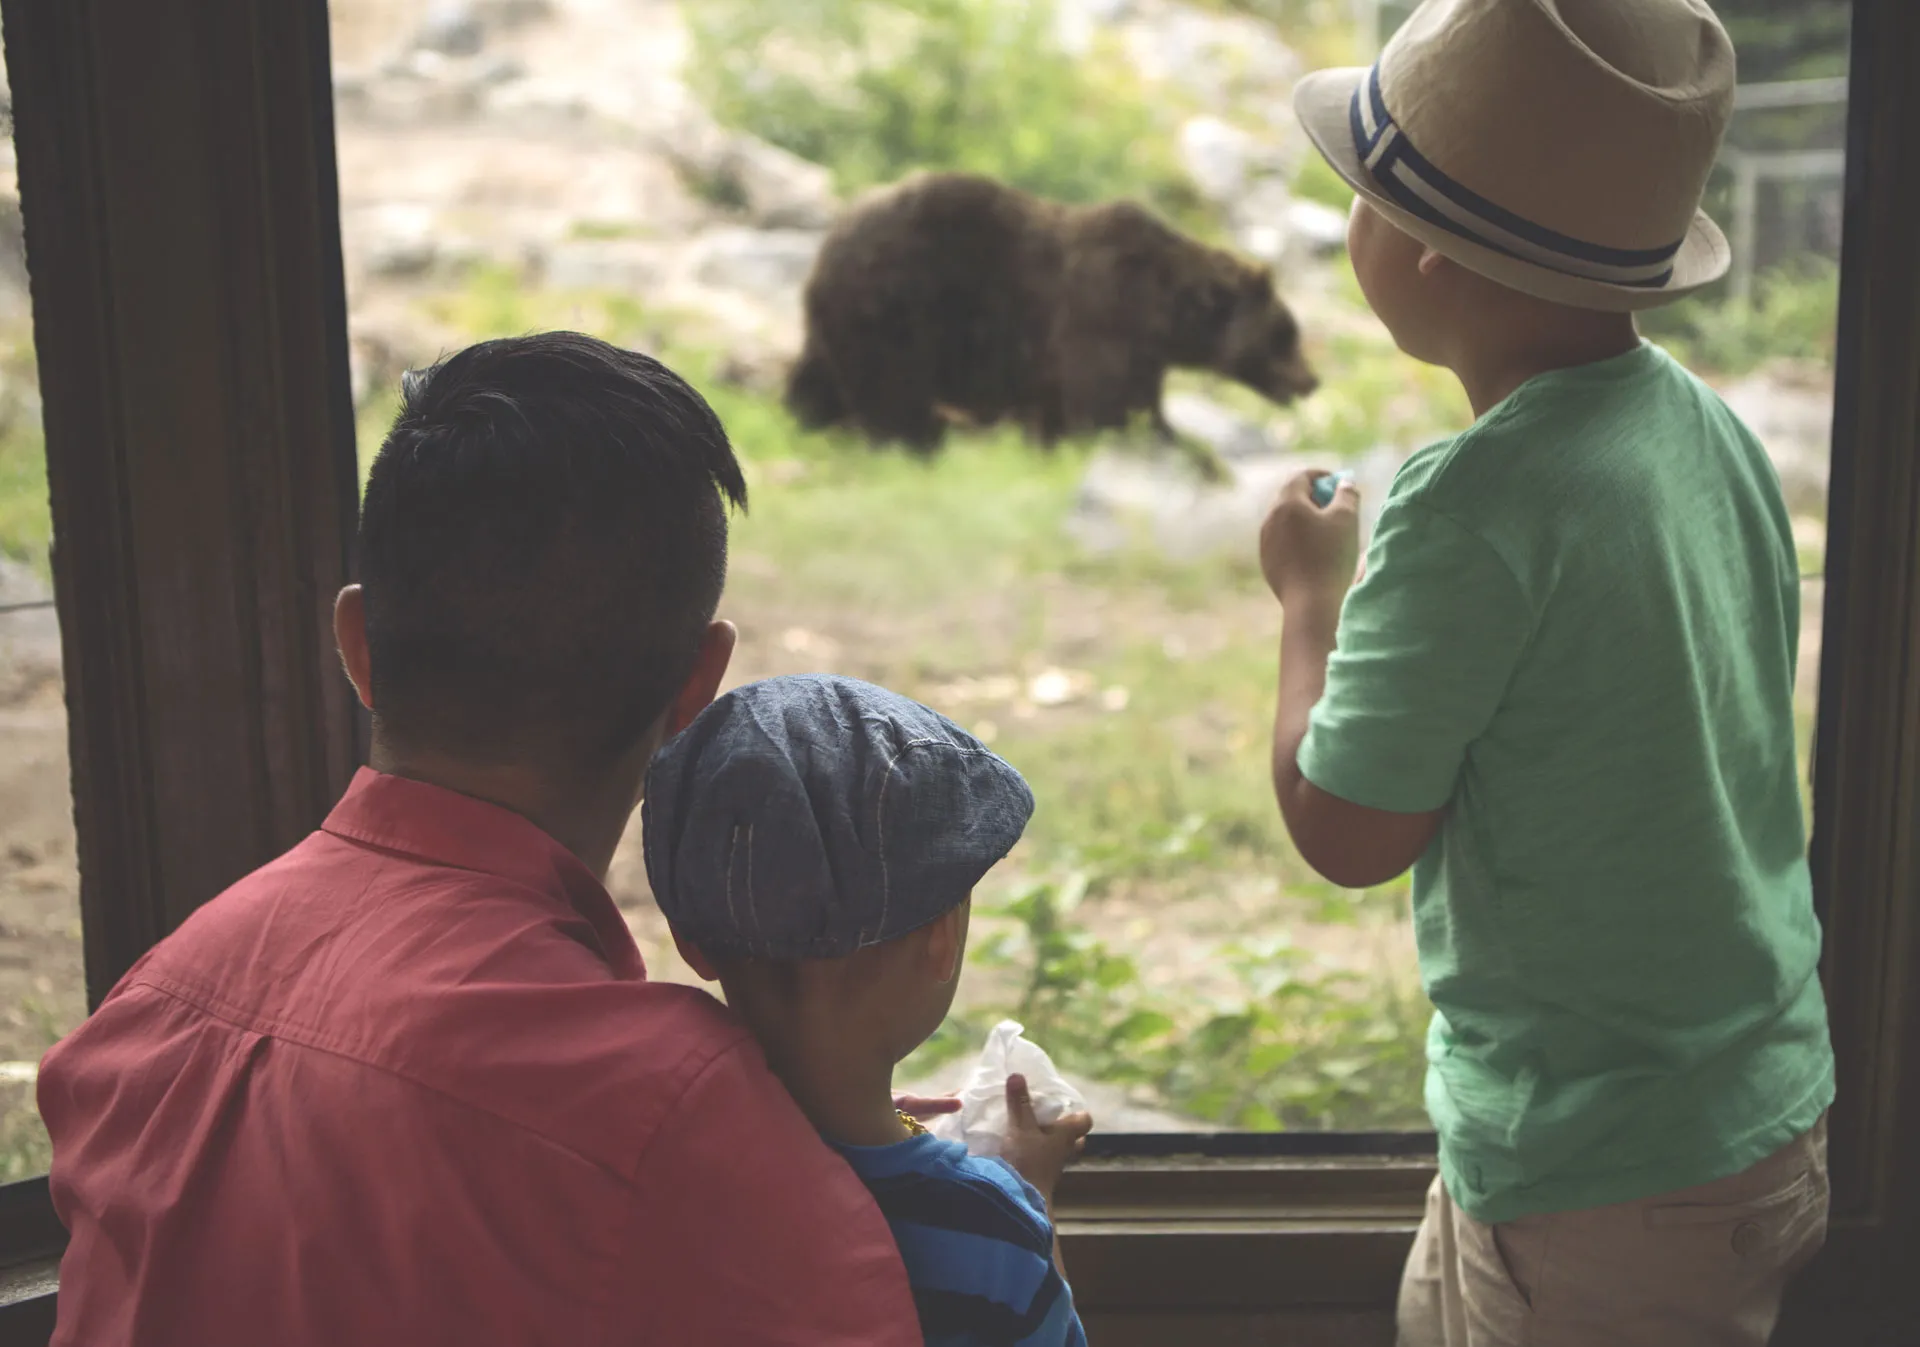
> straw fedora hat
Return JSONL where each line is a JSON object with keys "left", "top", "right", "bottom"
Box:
{"left": 1292, "top": 0, "right": 1737, "bottom": 312}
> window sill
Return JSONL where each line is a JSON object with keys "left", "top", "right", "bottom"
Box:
{"left": 1057, "top": 1148, "right": 1435, "bottom": 1312}
{"left": 0, "top": 1258, "right": 58, "bottom": 1340}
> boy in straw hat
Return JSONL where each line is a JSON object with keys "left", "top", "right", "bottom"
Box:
{"left": 1257, "top": 1, "right": 1834, "bottom": 1343}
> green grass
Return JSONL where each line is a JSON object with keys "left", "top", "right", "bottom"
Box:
{"left": 0, "top": 334, "right": 48, "bottom": 576}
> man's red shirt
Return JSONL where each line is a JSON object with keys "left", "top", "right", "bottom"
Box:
{"left": 37, "top": 768, "right": 918, "bottom": 1346}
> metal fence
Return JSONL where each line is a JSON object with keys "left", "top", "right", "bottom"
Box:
{"left": 1723, "top": 78, "right": 1848, "bottom": 303}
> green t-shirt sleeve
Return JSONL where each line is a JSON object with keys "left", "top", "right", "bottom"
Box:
{"left": 1298, "top": 498, "right": 1534, "bottom": 814}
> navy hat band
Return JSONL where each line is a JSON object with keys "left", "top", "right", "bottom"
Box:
{"left": 1350, "top": 63, "right": 1683, "bottom": 290}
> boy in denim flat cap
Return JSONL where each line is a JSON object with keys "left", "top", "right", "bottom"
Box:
{"left": 644, "top": 673, "right": 1094, "bottom": 1347}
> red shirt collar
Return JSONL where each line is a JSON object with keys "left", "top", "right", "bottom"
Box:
{"left": 321, "top": 767, "right": 645, "bottom": 979}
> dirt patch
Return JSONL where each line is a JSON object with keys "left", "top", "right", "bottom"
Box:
{"left": 0, "top": 688, "right": 87, "bottom": 1065}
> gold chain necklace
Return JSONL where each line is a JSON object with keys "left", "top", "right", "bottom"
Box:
{"left": 896, "top": 1109, "right": 928, "bottom": 1137}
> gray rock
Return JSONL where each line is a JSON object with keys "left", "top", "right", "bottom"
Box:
{"left": 355, "top": 204, "right": 441, "bottom": 278}
{"left": 539, "top": 238, "right": 675, "bottom": 294}
{"left": 0, "top": 558, "right": 60, "bottom": 699}
{"left": 663, "top": 112, "right": 839, "bottom": 230}
{"left": 1162, "top": 392, "right": 1281, "bottom": 462}
{"left": 1285, "top": 199, "right": 1350, "bottom": 256}
{"left": 347, "top": 59, "right": 487, "bottom": 126}
{"left": 474, "top": 55, "right": 528, "bottom": 88}
{"left": 1716, "top": 365, "right": 1832, "bottom": 514}
{"left": 415, "top": 1, "right": 485, "bottom": 58}
{"left": 1229, "top": 177, "right": 1296, "bottom": 266}
{"left": 0, "top": 196, "right": 27, "bottom": 301}
{"left": 688, "top": 227, "right": 823, "bottom": 297}
{"left": 472, "top": 0, "right": 553, "bottom": 28}
{"left": 1069, "top": 436, "right": 1403, "bottom": 562}
{"left": 1178, "top": 116, "right": 1257, "bottom": 207}
{"left": 1122, "top": 5, "right": 1303, "bottom": 107}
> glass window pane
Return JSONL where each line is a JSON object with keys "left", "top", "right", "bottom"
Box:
{"left": 0, "top": 32, "right": 89, "bottom": 1180}
{"left": 329, "top": 0, "right": 1847, "bottom": 1137}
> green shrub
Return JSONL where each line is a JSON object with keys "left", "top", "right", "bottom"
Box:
{"left": 1643, "top": 258, "right": 1839, "bottom": 378}
{"left": 686, "top": 0, "right": 1203, "bottom": 218}
{"left": 906, "top": 872, "right": 1430, "bottom": 1131}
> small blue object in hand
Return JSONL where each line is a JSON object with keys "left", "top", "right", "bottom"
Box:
{"left": 1312, "top": 470, "right": 1354, "bottom": 507}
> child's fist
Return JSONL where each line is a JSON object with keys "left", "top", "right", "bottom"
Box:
{"left": 998, "top": 1073, "right": 1092, "bottom": 1207}
{"left": 1259, "top": 470, "right": 1360, "bottom": 613}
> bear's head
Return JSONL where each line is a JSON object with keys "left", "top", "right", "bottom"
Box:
{"left": 1207, "top": 267, "right": 1318, "bottom": 408}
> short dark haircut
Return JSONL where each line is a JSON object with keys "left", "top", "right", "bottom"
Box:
{"left": 357, "top": 333, "right": 747, "bottom": 772}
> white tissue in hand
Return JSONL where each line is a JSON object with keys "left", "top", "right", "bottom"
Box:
{"left": 924, "top": 1020, "right": 1087, "bottom": 1157}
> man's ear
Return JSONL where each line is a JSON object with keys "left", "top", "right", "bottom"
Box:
{"left": 1417, "top": 247, "right": 1449, "bottom": 278}
{"left": 664, "top": 620, "right": 737, "bottom": 739}
{"left": 672, "top": 931, "right": 721, "bottom": 982}
{"left": 333, "top": 585, "right": 375, "bottom": 710}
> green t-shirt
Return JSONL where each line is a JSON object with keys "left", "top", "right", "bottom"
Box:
{"left": 1299, "top": 342, "right": 1834, "bottom": 1224}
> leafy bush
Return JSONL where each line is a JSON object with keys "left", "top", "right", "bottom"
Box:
{"left": 1642, "top": 258, "right": 1839, "bottom": 378}
{"left": 909, "top": 872, "right": 1431, "bottom": 1132}
{"left": 686, "top": 0, "right": 1203, "bottom": 217}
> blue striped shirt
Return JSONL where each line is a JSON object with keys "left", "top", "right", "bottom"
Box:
{"left": 834, "top": 1133, "right": 1086, "bottom": 1347}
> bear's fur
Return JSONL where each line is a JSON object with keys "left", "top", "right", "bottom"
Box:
{"left": 786, "top": 172, "right": 1318, "bottom": 455}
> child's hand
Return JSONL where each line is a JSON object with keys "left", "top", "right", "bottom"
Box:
{"left": 1260, "top": 470, "right": 1361, "bottom": 613}
{"left": 998, "top": 1073, "right": 1092, "bottom": 1207}
{"left": 893, "top": 1093, "right": 961, "bottom": 1121}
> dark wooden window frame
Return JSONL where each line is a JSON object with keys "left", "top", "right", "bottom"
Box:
{"left": 0, "top": 0, "right": 1913, "bottom": 1340}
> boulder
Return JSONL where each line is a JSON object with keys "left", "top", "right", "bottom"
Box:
{"left": 661, "top": 110, "right": 839, "bottom": 230}
{"left": 1714, "top": 362, "right": 1832, "bottom": 515}
{"left": 687, "top": 227, "right": 823, "bottom": 297}
{"left": 1162, "top": 392, "right": 1282, "bottom": 462}
{"left": 1178, "top": 116, "right": 1258, "bottom": 207}
{"left": 472, "top": 0, "right": 553, "bottom": 27}
{"left": 1284, "top": 199, "right": 1350, "bottom": 256}
{"left": 540, "top": 238, "right": 676, "bottom": 295}
{"left": 353, "top": 202, "right": 443, "bottom": 279}
{"left": 414, "top": 1, "right": 486, "bottom": 58}
{"left": 1121, "top": 3, "right": 1304, "bottom": 114}
{"left": 0, "top": 558, "right": 60, "bottom": 703}
{"left": 1069, "top": 424, "right": 1403, "bottom": 562}
{"left": 1228, "top": 177, "right": 1296, "bottom": 267}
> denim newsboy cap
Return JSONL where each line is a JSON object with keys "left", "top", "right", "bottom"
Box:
{"left": 642, "top": 674, "right": 1034, "bottom": 961}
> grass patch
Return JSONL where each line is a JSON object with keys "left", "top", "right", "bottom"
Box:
{"left": 0, "top": 331, "right": 48, "bottom": 575}
{"left": 1291, "top": 147, "right": 1356, "bottom": 214}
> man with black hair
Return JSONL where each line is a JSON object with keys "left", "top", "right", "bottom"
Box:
{"left": 37, "top": 334, "right": 922, "bottom": 1347}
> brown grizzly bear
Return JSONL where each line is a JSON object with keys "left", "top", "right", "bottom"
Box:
{"left": 785, "top": 171, "right": 1318, "bottom": 458}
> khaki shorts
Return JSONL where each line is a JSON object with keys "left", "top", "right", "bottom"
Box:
{"left": 1397, "top": 1118, "right": 1829, "bottom": 1347}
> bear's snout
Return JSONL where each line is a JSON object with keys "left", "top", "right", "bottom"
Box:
{"left": 1271, "top": 351, "right": 1320, "bottom": 403}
